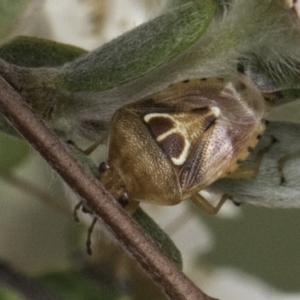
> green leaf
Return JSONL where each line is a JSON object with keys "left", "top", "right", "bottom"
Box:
{"left": 0, "top": 0, "right": 216, "bottom": 140}
{"left": 56, "top": 0, "right": 216, "bottom": 92}
{"left": 200, "top": 205, "right": 300, "bottom": 292}
{"left": 0, "top": 286, "right": 24, "bottom": 300}
{"left": 133, "top": 208, "right": 183, "bottom": 269}
{"left": 0, "top": 36, "right": 87, "bottom": 68}
{"left": 0, "top": 132, "right": 30, "bottom": 175}
{"left": 38, "top": 271, "right": 121, "bottom": 300}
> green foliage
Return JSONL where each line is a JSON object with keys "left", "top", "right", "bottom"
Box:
{"left": 0, "top": 0, "right": 216, "bottom": 104}
{"left": 133, "top": 208, "right": 183, "bottom": 269}
{"left": 57, "top": 0, "right": 216, "bottom": 92}
{"left": 0, "top": 0, "right": 218, "bottom": 141}
{"left": 0, "top": 132, "right": 30, "bottom": 175}
{"left": 38, "top": 271, "right": 121, "bottom": 300}
{"left": 2, "top": 0, "right": 300, "bottom": 142}
{"left": 0, "top": 36, "right": 87, "bottom": 68}
{"left": 0, "top": 286, "right": 24, "bottom": 300}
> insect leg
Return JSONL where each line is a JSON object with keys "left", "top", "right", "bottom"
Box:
{"left": 278, "top": 151, "right": 300, "bottom": 185}
{"left": 83, "top": 133, "right": 108, "bottom": 155}
{"left": 225, "top": 136, "right": 278, "bottom": 179}
{"left": 86, "top": 217, "right": 98, "bottom": 256}
{"left": 190, "top": 193, "right": 229, "bottom": 215}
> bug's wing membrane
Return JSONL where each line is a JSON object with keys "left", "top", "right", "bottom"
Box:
{"left": 178, "top": 115, "right": 265, "bottom": 198}
{"left": 179, "top": 120, "right": 235, "bottom": 196}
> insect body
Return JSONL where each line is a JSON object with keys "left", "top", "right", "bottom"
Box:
{"left": 99, "top": 75, "right": 266, "bottom": 214}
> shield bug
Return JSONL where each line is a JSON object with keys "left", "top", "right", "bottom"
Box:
{"left": 99, "top": 74, "right": 266, "bottom": 214}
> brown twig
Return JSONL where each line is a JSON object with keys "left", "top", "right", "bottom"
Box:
{"left": 0, "top": 75, "right": 218, "bottom": 300}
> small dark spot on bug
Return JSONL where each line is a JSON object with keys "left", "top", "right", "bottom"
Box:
{"left": 200, "top": 78, "right": 207, "bottom": 81}
{"left": 256, "top": 134, "right": 262, "bottom": 140}
{"left": 265, "top": 120, "right": 270, "bottom": 126}
{"left": 236, "top": 159, "right": 244, "bottom": 164}
{"left": 99, "top": 162, "right": 109, "bottom": 173}
{"left": 118, "top": 194, "right": 129, "bottom": 208}
{"left": 183, "top": 79, "right": 190, "bottom": 83}
{"left": 233, "top": 200, "right": 242, "bottom": 207}
{"left": 217, "top": 78, "right": 224, "bottom": 82}
{"left": 247, "top": 147, "right": 254, "bottom": 153}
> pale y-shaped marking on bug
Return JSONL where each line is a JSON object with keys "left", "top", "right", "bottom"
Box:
{"left": 144, "top": 113, "right": 191, "bottom": 166}
{"left": 144, "top": 107, "right": 221, "bottom": 167}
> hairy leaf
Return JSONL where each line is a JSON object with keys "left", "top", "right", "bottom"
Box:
{"left": 0, "top": 36, "right": 86, "bottom": 68}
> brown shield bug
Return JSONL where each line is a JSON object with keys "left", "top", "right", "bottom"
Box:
{"left": 99, "top": 74, "right": 266, "bottom": 214}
